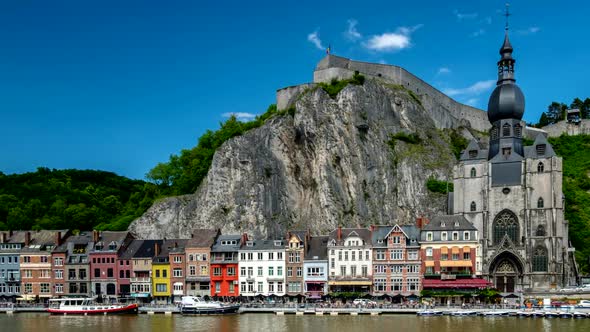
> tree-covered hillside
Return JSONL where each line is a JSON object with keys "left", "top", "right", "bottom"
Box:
{"left": 0, "top": 168, "right": 158, "bottom": 231}
{"left": 549, "top": 134, "right": 590, "bottom": 273}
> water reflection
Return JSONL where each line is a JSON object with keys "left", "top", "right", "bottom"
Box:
{"left": 3, "top": 313, "right": 590, "bottom": 332}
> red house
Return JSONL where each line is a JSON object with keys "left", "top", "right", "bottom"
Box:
{"left": 89, "top": 231, "right": 133, "bottom": 300}
{"left": 209, "top": 234, "right": 245, "bottom": 298}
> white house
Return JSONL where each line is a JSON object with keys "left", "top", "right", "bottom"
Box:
{"left": 238, "top": 239, "right": 286, "bottom": 297}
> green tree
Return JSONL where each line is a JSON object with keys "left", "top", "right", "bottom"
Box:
{"left": 547, "top": 102, "right": 567, "bottom": 124}
{"left": 538, "top": 112, "right": 550, "bottom": 127}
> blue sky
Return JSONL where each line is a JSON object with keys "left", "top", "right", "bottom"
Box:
{"left": 1, "top": 1, "right": 588, "bottom": 179}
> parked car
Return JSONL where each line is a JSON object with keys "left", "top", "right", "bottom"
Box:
{"left": 577, "top": 300, "right": 590, "bottom": 308}
{"left": 353, "top": 299, "right": 376, "bottom": 306}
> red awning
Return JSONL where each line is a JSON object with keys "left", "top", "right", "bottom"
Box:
{"left": 422, "top": 278, "right": 492, "bottom": 289}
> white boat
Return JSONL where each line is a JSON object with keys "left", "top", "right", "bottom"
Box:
{"left": 450, "top": 310, "right": 478, "bottom": 316}
{"left": 180, "top": 296, "right": 240, "bottom": 315}
{"left": 47, "top": 298, "right": 138, "bottom": 315}
{"left": 416, "top": 310, "right": 444, "bottom": 316}
{"left": 572, "top": 311, "right": 588, "bottom": 318}
{"left": 480, "top": 310, "right": 510, "bottom": 316}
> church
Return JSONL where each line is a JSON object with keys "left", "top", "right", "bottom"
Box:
{"left": 450, "top": 27, "right": 577, "bottom": 292}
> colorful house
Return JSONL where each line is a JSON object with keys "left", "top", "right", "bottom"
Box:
{"left": 303, "top": 236, "right": 329, "bottom": 300}
{"left": 285, "top": 231, "right": 307, "bottom": 297}
{"left": 0, "top": 231, "right": 22, "bottom": 302}
{"left": 371, "top": 224, "right": 422, "bottom": 300}
{"left": 238, "top": 238, "right": 286, "bottom": 297}
{"left": 327, "top": 227, "right": 373, "bottom": 294}
{"left": 52, "top": 231, "right": 93, "bottom": 297}
{"left": 89, "top": 231, "right": 133, "bottom": 300}
{"left": 168, "top": 239, "right": 188, "bottom": 303}
{"left": 185, "top": 229, "right": 220, "bottom": 297}
{"left": 123, "top": 239, "right": 161, "bottom": 303}
{"left": 210, "top": 234, "right": 244, "bottom": 298}
{"left": 151, "top": 241, "right": 171, "bottom": 303}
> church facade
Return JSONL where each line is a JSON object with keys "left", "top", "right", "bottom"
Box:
{"left": 451, "top": 29, "right": 576, "bottom": 292}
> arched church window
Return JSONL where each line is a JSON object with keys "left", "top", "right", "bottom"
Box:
{"left": 537, "top": 162, "right": 544, "bottom": 173}
{"left": 536, "top": 225, "right": 545, "bottom": 237}
{"left": 537, "top": 197, "right": 544, "bottom": 209}
{"left": 493, "top": 210, "right": 519, "bottom": 245}
{"left": 491, "top": 126, "right": 499, "bottom": 140}
{"left": 502, "top": 123, "right": 511, "bottom": 137}
{"left": 470, "top": 201, "right": 476, "bottom": 212}
{"left": 514, "top": 124, "right": 522, "bottom": 137}
{"left": 532, "top": 246, "right": 548, "bottom": 272}
{"left": 470, "top": 167, "right": 476, "bottom": 178}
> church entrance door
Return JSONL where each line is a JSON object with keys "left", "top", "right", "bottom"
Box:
{"left": 489, "top": 252, "right": 523, "bottom": 293}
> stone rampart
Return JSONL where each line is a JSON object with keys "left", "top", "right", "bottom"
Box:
{"left": 542, "top": 119, "right": 590, "bottom": 137}
{"left": 276, "top": 83, "right": 315, "bottom": 110}
{"left": 310, "top": 55, "right": 491, "bottom": 132}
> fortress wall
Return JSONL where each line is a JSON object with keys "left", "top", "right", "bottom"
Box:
{"left": 542, "top": 119, "right": 590, "bottom": 137}
{"left": 276, "top": 83, "right": 316, "bottom": 110}
{"left": 312, "top": 55, "right": 491, "bottom": 132}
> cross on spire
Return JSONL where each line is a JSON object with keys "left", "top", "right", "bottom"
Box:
{"left": 504, "top": 3, "right": 511, "bottom": 31}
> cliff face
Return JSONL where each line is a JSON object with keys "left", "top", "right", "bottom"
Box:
{"left": 129, "top": 78, "right": 482, "bottom": 239}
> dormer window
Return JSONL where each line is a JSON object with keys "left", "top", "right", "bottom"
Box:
{"left": 108, "top": 241, "right": 117, "bottom": 250}
{"left": 536, "top": 144, "right": 546, "bottom": 155}
{"left": 246, "top": 241, "right": 254, "bottom": 247}
{"left": 469, "top": 150, "right": 477, "bottom": 158}
{"left": 454, "top": 221, "right": 460, "bottom": 227}
{"left": 440, "top": 222, "right": 446, "bottom": 228}
{"left": 274, "top": 240, "right": 282, "bottom": 246}
{"left": 95, "top": 242, "right": 103, "bottom": 251}
{"left": 377, "top": 239, "right": 384, "bottom": 244}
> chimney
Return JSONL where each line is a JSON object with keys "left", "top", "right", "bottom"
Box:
{"left": 55, "top": 231, "right": 62, "bottom": 246}
{"left": 25, "top": 231, "right": 31, "bottom": 246}
{"left": 337, "top": 226, "right": 342, "bottom": 241}
{"left": 241, "top": 233, "right": 248, "bottom": 245}
{"left": 1, "top": 232, "right": 6, "bottom": 243}
{"left": 285, "top": 231, "right": 291, "bottom": 241}
{"left": 416, "top": 217, "right": 430, "bottom": 229}
{"left": 304, "top": 230, "right": 310, "bottom": 253}
{"left": 9, "top": 230, "right": 13, "bottom": 237}
{"left": 154, "top": 242, "right": 161, "bottom": 256}
{"left": 93, "top": 230, "right": 99, "bottom": 243}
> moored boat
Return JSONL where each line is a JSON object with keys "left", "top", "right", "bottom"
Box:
{"left": 572, "top": 311, "right": 588, "bottom": 318}
{"left": 180, "top": 296, "right": 240, "bottom": 315}
{"left": 558, "top": 311, "right": 573, "bottom": 318}
{"left": 480, "top": 310, "right": 510, "bottom": 317}
{"left": 450, "top": 310, "right": 478, "bottom": 316}
{"left": 516, "top": 311, "right": 533, "bottom": 317}
{"left": 544, "top": 311, "right": 559, "bottom": 318}
{"left": 47, "top": 298, "right": 138, "bottom": 315}
{"left": 416, "top": 310, "right": 444, "bottom": 316}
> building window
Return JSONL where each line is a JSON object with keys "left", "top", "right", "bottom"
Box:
{"left": 247, "top": 282, "right": 254, "bottom": 292}
{"left": 296, "top": 267, "right": 302, "bottom": 277}
{"left": 200, "top": 266, "right": 208, "bottom": 275}
{"left": 94, "top": 268, "right": 100, "bottom": 278}
{"left": 173, "top": 268, "right": 182, "bottom": 277}
{"left": 257, "top": 282, "right": 263, "bottom": 293}
{"left": 189, "top": 266, "right": 196, "bottom": 276}
{"left": 502, "top": 123, "right": 511, "bottom": 136}
{"left": 537, "top": 162, "right": 544, "bottom": 173}
{"left": 532, "top": 246, "right": 548, "bottom": 272}
{"left": 247, "top": 267, "right": 253, "bottom": 277}
{"left": 426, "top": 232, "right": 433, "bottom": 241}
{"left": 54, "top": 257, "right": 63, "bottom": 266}
{"left": 257, "top": 266, "right": 263, "bottom": 276}
{"left": 240, "top": 282, "right": 246, "bottom": 293}
{"left": 215, "top": 282, "right": 221, "bottom": 293}
{"left": 408, "top": 250, "right": 418, "bottom": 260}
{"left": 268, "top": 266, "right": 274, "bottom": 276}
{"left": 375, "top": 278, "right": 386, "bottom": 292}
{"left": 390, "top": 249, "right": 403, "bottom": 260}
{"left": 452, "top": 232, "right": 459, "bottom": 241}
{"left": 376, "top": 250, "right": 385, "bottom": 260}
{"left": 173, "top": 256, "right": 182, "bottom": 263}
{"left": 491, "top": 126, "right": 499, "bottom": 140}
{"left": 537, "top": 197, "right": 544, "bottom": 208}
{"left": 463, "top": 252, "right": 471, "bottom": 260}
{"left": 340, "top": 266, "right": 346, "bottom": 276}
{"left": 426, "top": 248, "right": 433, "bottom": 258}
{"left": 55, "top": 269, "right": 63, "bottom": 279}
{"left": 493, "top": 209, "right": 519, "bottom": 245}
{"left": 227, "top": 267, "right": 235, "bottom": 276}
{"left": 277, "top": 266, "right": 283, "bottom": 276}
{"left": 392, "top": 236, "right": 400, "bottom": 244}
{"left": 464, "top": 231, "right": 470, "bottom": 240}
{"left": 470, "top": 201, "right": 476, "bottom": 212}
{"left": 470, "top": 168, "right": 476, "bottom": 177}
{"left": 392, "top": 278, "right": 402, "bottom": 292}
{"left": 287, "top": 267, "right": 292, "bottom": 277}
{"left": 258, "top": 253, "right": 263, "bottom": 260}
{"left": 469, "top": 150, "right": 477, "bottom": 159}
{"left": 408, "top": 278, "right": 419, "bottom": 291}
{"left": 213, "top": 267, "right": 222, "bottom": 276}
{"left": 107, "top": 268, "right": 113, "bottom": 278}
{"left": 441, "top": 232, "right": 447, "bottom": 241}
{"left": 514, "top": 124, "right": 522, "bottom": 137}
{"left": 536, "top": 225, "right": 546, "bottom": 236}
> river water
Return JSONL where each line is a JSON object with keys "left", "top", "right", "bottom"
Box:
{"left": 2, "top": 313, "right": 590, "bottom": 332}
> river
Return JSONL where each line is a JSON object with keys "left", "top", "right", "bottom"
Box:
{"left": 2, "top": 313, "right": 590, "bottom": 332}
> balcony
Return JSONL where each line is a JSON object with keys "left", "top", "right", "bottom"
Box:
{"left": 131, "top": 277, "right": 151, "bottom": 283}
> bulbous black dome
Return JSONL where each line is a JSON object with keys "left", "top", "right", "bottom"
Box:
{"left": 487, "top": 83, "right": 525, "bottom": 123}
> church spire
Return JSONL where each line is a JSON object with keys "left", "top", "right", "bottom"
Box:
{"left": 497, "top": 4, "right": 515, "bottom": 84}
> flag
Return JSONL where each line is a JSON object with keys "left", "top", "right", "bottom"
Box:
{"left": 326, "top": 44, "right": 331, "bottom": 54}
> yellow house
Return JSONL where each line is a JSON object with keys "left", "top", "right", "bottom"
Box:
{"left": 152, "top": 248, "right": 171, "bottom": 303}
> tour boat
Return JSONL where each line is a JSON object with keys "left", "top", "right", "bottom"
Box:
{"left": 47, "top": 298, "right": 138, "bottom": 315}
{"left": 180, "top": 296, "right": 240, "bottom": 315}
{"left": 416, "top": 310, "right": 444, "bottom": 316}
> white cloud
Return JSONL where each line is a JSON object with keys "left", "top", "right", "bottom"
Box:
{"left": 307, "top": 30, "right": 324, "bottom": 50}
{"left": 345, "top": 19, "right": 362, "bottom": 41}
{"left": 470, "top": 28, "right": 485, "bottom": 38}
{"left": 364, "top": 25, "right": 422, "bottom": 52}
{"left": 443, "top": 80, "right": 495, "bottom": 97}
{"left": 482, "top": 16, "right": 492, "bottom": 25}
{"left": 222, "top": 112, "right": 257, "bottom": 121}
{"left": 454, "top": 10, "right": 478, "bottom": 20}
{"left": 437, "top": 67, "right": 451, "bottom": 75}
{"left": 517, "top": 26, "right": 540, "bottom": 35}
{"left": 464, "top": 98, "right": 479, "bottom": 107}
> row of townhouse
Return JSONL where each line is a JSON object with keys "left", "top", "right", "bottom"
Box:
{"left": 0, "top": 216, "right": 491, "bottom": 303}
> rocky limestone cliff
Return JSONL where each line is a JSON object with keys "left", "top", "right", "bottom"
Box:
{"left": 129, "top": 78, "right": 485, "bottom": 239}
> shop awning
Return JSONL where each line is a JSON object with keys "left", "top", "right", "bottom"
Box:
{"left": 425, "top": 261, "right": 435, "bottom": 267}
{"left": 440, "top": 260, "right": 472, "bottom": 267}
{"left": 451, "top": 246, "right": 460, "bottom": 254}
{"left": 440, "top": 247, "right": 448, "bottom": 254}
{"left": 463, "top": 246, "right": 472, "bottom": 252}
{"left": 422, "top": 278, "right": 491, "bottom": 289}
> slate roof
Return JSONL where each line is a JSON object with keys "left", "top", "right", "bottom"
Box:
{"left": 187, "top": 229, "right": 220, "bottom": 248}
{"left": 90, "top": 231, "right": 132, "bottom": 253}
{"left": 422, "top": 215, "right": 476, "bottom": 231}
{"left": 53, "top": 231, "right": 93, "bottom": 253}
{"left": 305, "top": 236, "right": 328, "bottom": 261}
{"left": 460, "top": 139, "right": 489, "bottom": 161}
{"left": 241, "top": 239, "right": 285, "bottom": 251}
{"left": 328, "top": 228, "right": 372, "bottom": 245}
{"left": 119, "top": 239, "right": 163, "bottom": 260}
{"left": 211, "top": 235, "right": 242, "bottom": 253}
{"left": 371, "top": 226, "right": 393, "bottom": 247}
{"left": 524, "top": 133, "right": 556, "bottom": 158}
{"left": 401, "top": 225, "right": 421, "bottom": 242}
{"left": 10, "top": 230, "right": 69, "bottom": 253}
